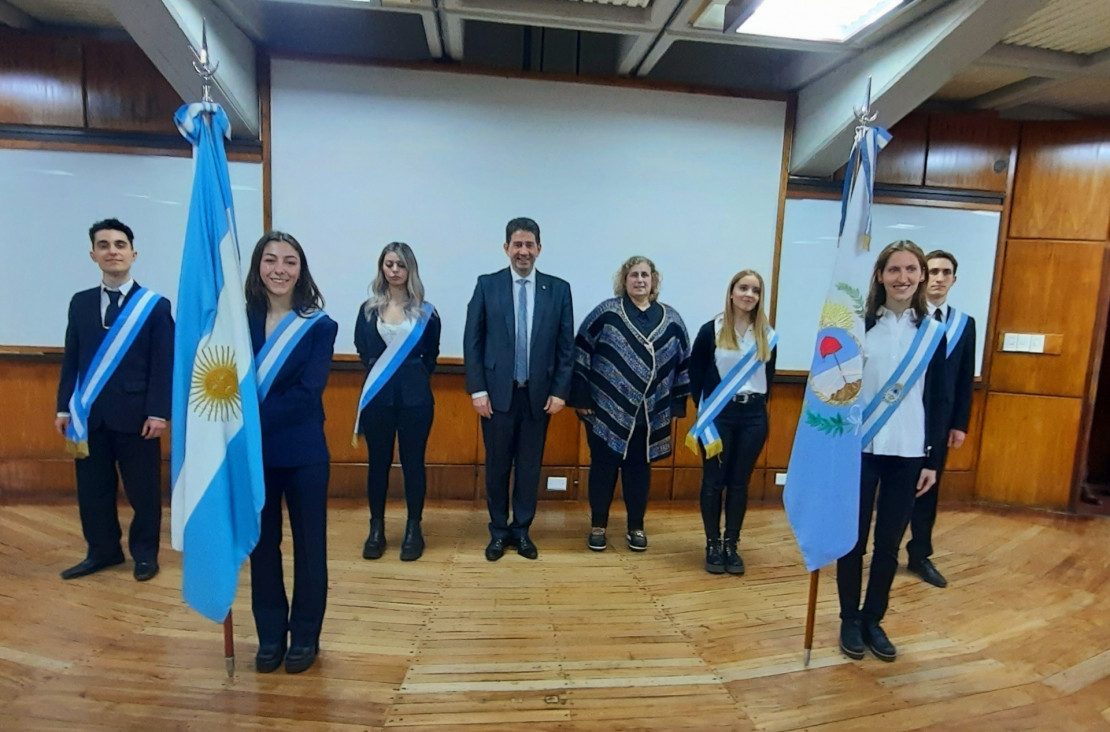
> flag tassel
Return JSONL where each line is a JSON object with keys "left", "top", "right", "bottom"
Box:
{"left": 803, "top": 569, "right": 819, "bottom": 667}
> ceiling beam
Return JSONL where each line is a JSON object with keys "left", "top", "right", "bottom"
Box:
{"left": 791, "top": 0, "right": 1050, "bottom": 177}
{"left": 0, "top": 0, "right": 36, "bottom": 29}
{"left": 970, "top": 75, "right": 1063, "bottom": 109}
{"left": 100, "top": 0, "right": 260, "bottom": 139}
{"left": 977, "top": 42, "right": 1110, "bottom": 79}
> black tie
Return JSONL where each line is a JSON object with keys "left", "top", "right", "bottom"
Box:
{"left": 105, "top": 289, "right": 122, "bottom": 329}
{"left": 933, "top": 309, "right": 943, "bottom": 323}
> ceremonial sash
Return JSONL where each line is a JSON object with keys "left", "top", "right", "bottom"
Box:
{"left": 944, "top": 307, "right": 969, "bottom": 359}
{"left": 351, "top": 302, "right": 435, "bottom": 445}
{"left": 685, "top": 327, "right": 778, "bottom": 458}
{"left": 65, "top": 287, "right": 164, "bottom": 458}
{"left": 255, "top": 310, "right": 326, "bottom": 402}
{"left": 859, "top": 316, "right": 944, "bottom": 449}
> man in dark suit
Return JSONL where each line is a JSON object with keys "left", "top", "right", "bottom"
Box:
{"left": 907, "top": 249, "right": 975, "bottom": 589}
{"left": 464, "top": 217, "right": 574, "bottom": 561}
{"left": 55, "top": 219, "right": 174, "bottom": 582}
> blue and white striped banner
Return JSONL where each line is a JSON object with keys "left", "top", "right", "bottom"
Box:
{"left": 255, "top": 310, "right": 326, "bottom": 402}
{"left": 945, "top": 307, "right": 969, "bottom": 358}
{"left": 859, "top": 316, "right": 944, "bottom": 449}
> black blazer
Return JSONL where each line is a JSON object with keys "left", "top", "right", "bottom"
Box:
{"left": 249, "top": 310, "right": 338, "bottom": 469}
{"left": 865, "top": 314, "right": 950, "bottom": 471}
{"left": 353, "top": 305, "right": 441, "bottom": 417}
{"left": 941, "top": 309, "right": 976, "bottom": 433}
{"left": 463, "top": 268, "right": 574, "bottom": 418}
{"left": 56, "top": 284, "right": 174, "bottom": 434}
{"left": 688, "top": 319, "right": 777, "bottom": 405}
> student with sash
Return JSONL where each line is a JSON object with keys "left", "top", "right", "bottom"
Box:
{"left": 354, "top": 242, "right": 441, "bottom": 562}
{"left": 246, "top": 231, "right": 338, "bottom": 674}
{"left": 838, "top": 240, "right": 949, "bottom": 663}
{"left": 570, "top": 256, "right": 690, "bottom": 553}
{"left": 906, "top": 249, "right": 976, "bottom": 589}
{"left": 464, "top": 217, "right": 575, "bottom": 562}
{"left": 55, "top": 218, "right": 173, "bottom": 583}
{"left": 687, "top": 270, "right": 777, "bottom": 575}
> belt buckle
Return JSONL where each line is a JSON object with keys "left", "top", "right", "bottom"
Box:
{"left": 735, "top": 393, "right": 750, "bottom": 404}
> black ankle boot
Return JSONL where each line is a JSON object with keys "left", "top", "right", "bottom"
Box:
{"left": 363, "top": 517, "right": 385, "bottom": 559}
{"left": 705, "top": 539, "right": 725, "bottom": 574}
{"left": 723, "top": 534, "right": 744, "bottom": 575}
{"left": 400, "top": 519, "right": 424, "bottom": 561}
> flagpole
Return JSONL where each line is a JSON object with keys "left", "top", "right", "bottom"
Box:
{"left": 224, "top": 612, "right": 235, "bottom": 678}
{"left": 803, "top": 570, "right": 818, "bottom": 667}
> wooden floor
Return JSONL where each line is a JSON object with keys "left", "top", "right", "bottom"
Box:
{"left": 3, "top": 500, "right": 1110, "bottom": 730}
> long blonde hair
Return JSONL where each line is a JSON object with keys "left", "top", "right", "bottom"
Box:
{"left": 364, "top": 242, "right": 426, "bottom": 320}
{"left": 718, "top": 269, "right": 771, "bottom": 362}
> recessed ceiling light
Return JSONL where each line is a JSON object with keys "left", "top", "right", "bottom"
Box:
{"left": 734, "top": 0, "right": 907, "bottom": 43}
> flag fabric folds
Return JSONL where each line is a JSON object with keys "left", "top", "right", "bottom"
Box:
{"left": 783, "top": 123, "right": 891, "bottom": 573}
{"left": 170, "top": 102, "right": 265, "bottom": 623}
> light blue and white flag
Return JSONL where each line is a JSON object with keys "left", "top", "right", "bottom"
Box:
{"left": 170, "top": 102, "right": 265, "bottom": 623}
{"left": 783, "top": 123, "right": 891, "bottom": 573}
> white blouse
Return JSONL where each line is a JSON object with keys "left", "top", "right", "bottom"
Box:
{"left": 862, "top": 307, "right": 926, "bottom": 458}
{"left": 713, "top": 316, "right": 767, "bottom": 395}
{"left": 376, "top": 317, "right": 409, "bottom": 346}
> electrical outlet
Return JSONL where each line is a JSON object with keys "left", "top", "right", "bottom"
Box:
{"left": 1029, "top": 334, "right": 1046, "bottom": 353}
{"left": 1015, "top": 333, "right": 1032, "bottom": 352}
{"left": 1002, "top": 333, "right": 1019, "bottom": 351}
{"left": 775, "top": 472, "right": 787, "bottom": 486}
{"left": 546, "top": 476, "right": 567, "bottom": 492}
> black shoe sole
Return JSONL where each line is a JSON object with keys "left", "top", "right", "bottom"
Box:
{"left": 588, "top": 543, "right": 606, "bottom": 552}
{"left": 705, "top": 564, "right": 726, "bottom": 574}
{"left": 866, "top": 643, "right": 897, "bottom": 662}
{"left": 400, "top": 546, "right": 424, "bottom": 561}
{"left": 362, "top": 544, "right": 385, "bottom": 560}
{"left": 725, "top": 565, "right": 745, "bottom": 576}
{"left": 839, "top": 642, "right": 865, "bottom": 660}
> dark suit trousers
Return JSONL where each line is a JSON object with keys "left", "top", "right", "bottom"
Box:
{"left": 363, "top": 402, "right": 434, "bottom": 522}
{"left": 482, "top": 386, "right": 550, "bottom": 540}
{"left": 587, "top": 414, "right": 651, "bottom": 532}
{"left": 837, "top": 453, "right": 922, "bottom": 623}
{"left": 907, "top": 441, "right": 949, "bottom": 563}
{"left": 74, "top": 426, "right": 161, "bottom": 563}
{"left": 250, "top": 463, "right": 329, "bottom": 648}
{"left": 699, "top": 400, "right": 768, "bottom": 541}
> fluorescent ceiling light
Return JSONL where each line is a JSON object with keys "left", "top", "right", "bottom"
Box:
{"left": 734, "top": 0, "right": 906, "bottom": 43}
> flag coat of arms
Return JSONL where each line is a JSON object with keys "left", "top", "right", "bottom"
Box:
{"left": 170, "top": 102, "right": 266, "bottom": 623}
{"left": 783, "top": 124, "right": 891, "bottom": 573}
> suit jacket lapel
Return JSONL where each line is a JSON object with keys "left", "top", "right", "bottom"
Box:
{"left": 532, "top": 272, "right": 550, "bottom": 339}
{"left": 503, "top": 269, "right": 515, "bottom": 340}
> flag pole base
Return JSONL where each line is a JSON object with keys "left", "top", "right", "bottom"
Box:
{"left": 804, "top": 648, "right": 811, "bottom": 667}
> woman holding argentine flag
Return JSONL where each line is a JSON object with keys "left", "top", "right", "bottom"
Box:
{"left": 246, "top": 231, "right": 338, "bottom": 675}
{"left": 836, "top": 240, "right": 948, "bottom": 665}
{"left": 354, "top": 242, "right": 440, "bottom": 563}
{"left": 687, "top": 270, "right": 777, "bottom": 576}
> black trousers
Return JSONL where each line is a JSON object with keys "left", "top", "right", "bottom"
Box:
{"left": 481, "top": 387, "right": 550, "bottom": 541}
{"left": 587, "top": 414, "right": 650, "bottom": 532}
{"left": 837, "top": 453, "right": 922, "bottom": 623}
{"left": 363, "top": 402, "right": 434, "bottom": 522}
{"left": 906, "top": 441, "right": 949, "bottom": 564}
{"left": 250, "top": 463, "right": 329, "bottom": 649}
{"left": 73, "top": 426, "right": 162, "bottom": 563}
{"left": 699, "top": 399, "right": 768, "bottom": 542}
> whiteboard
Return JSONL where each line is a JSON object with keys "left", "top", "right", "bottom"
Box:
{"left": 776, "top": 197, "right": 999, "bottom": 373}
{"left": 270, "top": 59, "right": 788, "bottom": 356}
{"left": 0, "top": 147, "right": 263, "bottom": 348}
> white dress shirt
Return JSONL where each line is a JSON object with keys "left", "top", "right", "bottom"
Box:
{"left": 927, "top": 300, "right": 948, "bottom": 323}
{"left": 713, "top": 316, "right": 767, "bottom": 395}
{"left": 862, "top": 307, "right": 926, "bottom": 458}
{"left": 471, "top": 268, "right": 537, "bottom": 400}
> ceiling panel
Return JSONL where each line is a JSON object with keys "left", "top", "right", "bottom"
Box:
{"left": 1003, "top": 0, "right": 1110, "bottom": 55}
{"left": 564, "top": 0, "right": 653, "bottom": 6}
{"left": 932, "top": 65, "right": 1031, "bottom": 101}
{"left": 8, "top": 0, "right": 120, "bottom": 28}
{"left": 1030, "top": 76, "right": 1110, "bottom": 115}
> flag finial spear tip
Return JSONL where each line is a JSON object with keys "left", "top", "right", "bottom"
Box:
{"left": 189, "top": 19, "right": 219, "bottom": 103}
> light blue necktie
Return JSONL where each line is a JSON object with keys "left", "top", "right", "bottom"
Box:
{"left": 515, "top": 278, "right": 529, "bottom": 384}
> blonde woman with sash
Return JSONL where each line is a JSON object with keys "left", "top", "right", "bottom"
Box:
{"left": 247, "top": 232, "right": 337, "bottom": 674}
{"left": 354, "top": 242, "right": 440, "bottom": 562}
{"left": 687, "top": 270, "right": 777, "bottom": 575}
{"left": 837, "top": 240, "right": 948, "bottom": 663}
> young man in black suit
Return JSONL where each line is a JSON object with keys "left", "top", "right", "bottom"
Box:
{"left": 55, "top": 219, "right": 174, "bottom": 582}
{"left": 463, "top": 217, "right": 574, "bottom": 561}
{"left": 907, "top": 249, "right": 976, "bottom": 589}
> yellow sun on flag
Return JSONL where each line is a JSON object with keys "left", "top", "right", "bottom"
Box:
{"left": 190, "top": 345, "right": 241, "bottom": 422}
{"left": 819, "top": 302, "right": 855, "bottom": 331}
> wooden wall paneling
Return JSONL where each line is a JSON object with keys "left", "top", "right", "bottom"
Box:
{"left": 672, "top": 467, "right": 701, "bottom": 501}
{"left": 938, "top": 470, "right": 975, "bottom": 503}
{"left": 924, "top": 113, "right": 1018, "bottom": 192}
{"left": 874, "top": 112, "right": 927, "bottom": 186}
{"left": 538, "top": 466, "right": 578, "bottom": 501}
{"left": 943, "top": 388, "right": 985, "bottom": 472}
{"left": 0, "top": 458, "right": 75, "bottom": 503}
{"left": 321, "top": 370, "right": 367, "bottom": 463}
{"left": 83, "top": 40, "right": 182, "bottom": 134}
{"left": 988, "top": 239, "right": 1105, "bottom": 397}
{"left": 1010, "top": 121, "right": 1110, "bottom": 241}
{"left": 543, "top": 408, "right": 581, "bottom": 466}
{"left": 763, "top": 383, "right": 804, "bottom": 469}
{"left": 0, "top": 28, "right": 84, "bottom": 127}
{"left": 672, "top": 411, "right": 699, "bottom": 468}
{"left": 977, "top": 392, "right": 1082, "bottom": 509}
{"left": 761, "top": 469, "right": 782, "bottom": 504}
{"left": 0, "top": 360, "right": 68, "bottom": 460}
{"left": 1083, "top": 276, "right": 1110, "bottom": 483}
{"left": 425, "top": 373, "right": 480, "bottom": 465}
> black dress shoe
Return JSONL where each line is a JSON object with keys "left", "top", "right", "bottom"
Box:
{"left": 862, "top": 620, "right": 897, "bottom": 661}
{"left": 362, "top": 518, "right": 385, "bottom": 560}
{"left": 60, "top": 556, "right": 125, "bottom": 580}
{"left": 255, "top": 642, "right": 286, "bottom": 673}
{"left": 485, "top": 537, "right": 506, "bottom": 562}
{"left": 133, "top": 560, "right": 159, "bottom": 582}
{"left": 516, "top": 535, "right": 538, "bottom": 560}
{"left": 908, "top": 558, "right": 948, "bottom": 588}
{"left": 284, "top": 642, "right": 319, "bottom": 674}
{"left": 839, "top": 618, "right": 865, "bottom": 659}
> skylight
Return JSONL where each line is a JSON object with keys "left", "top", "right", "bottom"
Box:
{"left": 732, "top": 0, "right": 907, "bottom": 43}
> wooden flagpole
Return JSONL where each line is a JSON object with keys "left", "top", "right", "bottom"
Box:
{"left": 224, "top": 612, "right": 235, "bottom": 678}
{"left": 803, "top": 570, "right": 819, "bottom": 667}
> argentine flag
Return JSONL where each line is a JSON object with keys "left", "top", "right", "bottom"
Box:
{"left": 170, "top": 103, "right": 265, "bottom": 622}
{"left": 783, "top": 122, "right": 891, "bottom": 572}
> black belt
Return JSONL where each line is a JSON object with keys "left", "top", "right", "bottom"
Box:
{"left": 514, "top": 381, "right": 529, "bottom": 389}
{"left": 732, "top": 392, "right": 765, "bottom": 404}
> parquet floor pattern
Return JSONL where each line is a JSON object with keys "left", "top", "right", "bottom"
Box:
{"left": 2, "top": 500, "right": 1110, "bottom": 730}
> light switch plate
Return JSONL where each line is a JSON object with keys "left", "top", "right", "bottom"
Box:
{"left": 546, "top": 476, "right": 568, "bottom": 492}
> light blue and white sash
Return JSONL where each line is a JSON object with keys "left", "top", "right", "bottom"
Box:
{"left": 65, "top": 287, "right": 164, "bottom": 458}
{"left": 859, "top": 316, "right": 944, "bottom": 449}
{"left": 352, "top": 302, "right": 435, "bottom": 445}
{"left": 685, "top": 328, "right": 777, "bottom": 458}
{"left": 255, "top": 310, "right": 326, "bottom": 402}
{"left": 944, "top": 307, "right": 969, "bottom": 359}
